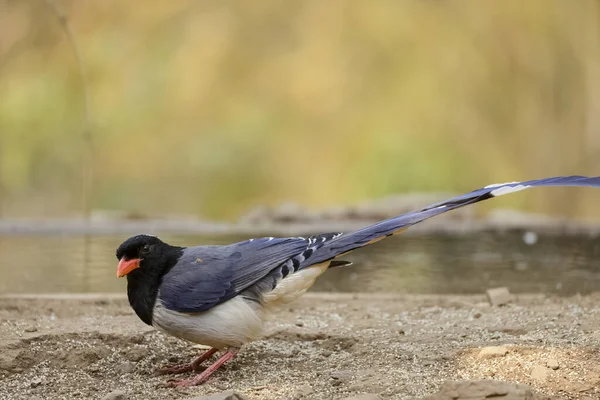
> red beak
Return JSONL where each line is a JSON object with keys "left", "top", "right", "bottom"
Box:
{"left": 117, "top": 258, "right": 140, "bottom": 277}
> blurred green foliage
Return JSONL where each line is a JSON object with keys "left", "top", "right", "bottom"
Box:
{"left": 1, "top": 0, "right": 600, "bottom": 220}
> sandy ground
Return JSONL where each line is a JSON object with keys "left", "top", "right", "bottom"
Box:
{"left": 0, "top": 293, "right": 599, "bottom": 400}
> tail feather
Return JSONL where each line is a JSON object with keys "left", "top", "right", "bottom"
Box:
{"left": 305, "top": 175, "right": 600, "bottom": 267}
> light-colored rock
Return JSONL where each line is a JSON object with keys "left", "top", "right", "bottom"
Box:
{"left": 486, "top": 287, "right": 512, "bottom": 306}
{"left": 530, "top": 365, "right": 548, "bottom": 382}
{"left": 546, "top": 358, "right": 559, "bottom": 370}
{"left": 339, "top": 395, "right": 380, "bottom": 400}
{"left": 292, "top": 384, "right": 313, "bottom": 399}
{"left": 421, "top": 380, "right": 537, "bottom": 399}
{"left": 477, "top": 346, "right": 509, "bottom": 358}
{"left": 30, "top": 378, "right": 42, "bottom": 388}
{"left": 330, "top": 370, "right": 354, "bottom": 381}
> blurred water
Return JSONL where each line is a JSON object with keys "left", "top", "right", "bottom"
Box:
{"left": 0, "top": 231, "right": 599, "bottom": 295}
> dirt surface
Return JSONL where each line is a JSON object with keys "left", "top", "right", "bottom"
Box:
{"left": 0, "top": 293, "right": 599, "bottom": 400}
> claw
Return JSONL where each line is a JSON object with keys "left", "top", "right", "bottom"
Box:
{"left": 162, "top": 347, "right": 239, "bottom": 387}
{"left": 154, "top": 347, "right": 218, "bottom": 376}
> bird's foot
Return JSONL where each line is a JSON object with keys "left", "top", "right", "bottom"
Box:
{"left": 155, "top": 347, "right": 218, "bottom": 375}
{"left": 165, "top": 348, "right": 239, "bottom": 387}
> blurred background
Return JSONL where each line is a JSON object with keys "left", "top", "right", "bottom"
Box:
{"left": 1, "top": 1, "right": 600, "bottom": 294}
{"left": 2, "top": 0, "right": 600, "bottom": 221}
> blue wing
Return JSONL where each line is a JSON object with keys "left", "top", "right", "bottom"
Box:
{"left": 159, "top": 237, "right": 307, "bottom": 312}
{"left": 159, "top": 175, "right": 600, "bottom": 313}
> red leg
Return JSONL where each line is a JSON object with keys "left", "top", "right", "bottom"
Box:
{"left": 155, "top": 347, "right": 218, "bottom": 375}
{"left": 167, "top": 348, "right": 239, "bottom": 387}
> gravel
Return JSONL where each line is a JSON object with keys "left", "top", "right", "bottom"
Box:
{"left": 0, "top": 293, "right": 598, "bottom": 399}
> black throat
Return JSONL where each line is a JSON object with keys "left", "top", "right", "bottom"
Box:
{"left": 126, "top": 247, "right": 183, "bottom": 325}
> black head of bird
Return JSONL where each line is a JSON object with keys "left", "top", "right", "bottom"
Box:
{"left": 115, "top": 234, "right": 181, "bottom": 278}
{"left": 116, "top": 234, "right": 183, "bottom": 325}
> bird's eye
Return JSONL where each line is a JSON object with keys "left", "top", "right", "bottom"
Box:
{"left": 140, "top": 244, "right": 151, "bottom": 255}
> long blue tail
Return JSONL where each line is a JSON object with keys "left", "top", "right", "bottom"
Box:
{"left": 305, "top": 175, "right": 600, "bottom": 266}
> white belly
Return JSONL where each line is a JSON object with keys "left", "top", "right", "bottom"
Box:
{"left": 152, "top": 295, "right": 264, "bottom": 349}
{"left": 151, "top": 262, "right": 330, "bottom": 348}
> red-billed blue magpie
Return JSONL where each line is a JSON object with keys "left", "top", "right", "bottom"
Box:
{"left": 115, "top": 175, "right": 600, "bottom": 386}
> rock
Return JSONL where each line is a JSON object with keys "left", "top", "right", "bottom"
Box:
{"left": 486, "top": 287, "right": 512, "bottom": 306}
{"left": 546, "top": 358, "right": 559, "bottom": 370}
{"left": 101, "top": 390, "right": 127, "bottom": 400}
{"left": 421, "top": 380, "right": 537, "bottom": 399}
{"left": 292, "top": 384, "right": 313, "bottom": 399}
{"left": 330, "top": 370, "right": 354, "bottom": 381}
{"left": 30, "top": 378, "right": 42, "bottom": 388}
{"left": 477, "top": 346, "right": 508, "bottom": 358}
{"left": 24, "top": 326, "right": 38, "bottom": 333}
{"left": 118, "top": 362, "right": 136, "bottom": 374}
{"left": 185, "top": 391, "right": 247, "bottom": 400}
{"left": 87, "top": 365, "right": 101, "bottom": 373}
{"left": 530, "top": 365, "right": 548, "bottom": 382}
{"left": 339, "top": 395, "right": 380, "bottom": 400}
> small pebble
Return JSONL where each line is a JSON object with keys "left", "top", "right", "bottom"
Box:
{"left": 331, "top": 370, "right": 353, "bottom": 380}
{"left": 30, "top": 378, "right": 42, "bottom": 388}
{"left": 340, "top": 395, "right": 379, "bottom": 400}
{"left": 477, "top": 346, "right": 508, "bottom": 358}
{"left": 530, "top": 365, "right": 548, "bottom": 382}
{"left": 546, "top": 358, "right": 560, "bottom": 370}
{"left": 486, "top": 287, "right": 511, "bottom": 307}
{"left": 292, "top": 384, "right": 313, "bottom": 398}
{"left": 24, "top": 326, "right": 38, "bottom": 333}
{"left": 423, "top": 380, "right": 533, "bottom": 399}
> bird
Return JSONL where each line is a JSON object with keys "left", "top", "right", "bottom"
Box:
{"left": 116, "top": 175, "right": 600, "bottom": 387}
